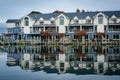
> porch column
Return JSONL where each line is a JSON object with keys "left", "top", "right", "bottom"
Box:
{"left": 56, "top": 26, "right": 57, "bottom": 32}
{"left": 67, "top": 26, "right": 69, "bottom": 33}
{"left": 80, "top": 25, "right": 82, "bottom": 31}
{"left": 43, "top": 26, "right": 45, "bottom": 31}
{"left": 106, "top": 25, "right": 109, "bottom": 32}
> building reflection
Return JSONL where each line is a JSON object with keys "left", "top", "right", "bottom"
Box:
{"left": 6, "top": 45, "right": 120, "bottom": 75}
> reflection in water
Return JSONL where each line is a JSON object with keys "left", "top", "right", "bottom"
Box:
{"left": 5, "top": 45, "right": 120, "bottom": 75}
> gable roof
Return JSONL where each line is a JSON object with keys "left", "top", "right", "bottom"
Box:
{"left": 103, "top": 11, "right": 120, "bottom": 18}
{"left": 28, "top": 13, "right": 59, "bottom": 20}
{"left": 65, "top": 12, "right": 98, "bottom": 19}
{"left": 6, "top": 19, "right": 20, "bottom": 23}
{"left": 27, "top": 11, "right": 120, "bottom": 20}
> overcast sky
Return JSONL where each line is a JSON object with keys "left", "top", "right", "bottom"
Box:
{"left": 0, "top": 0, "right": 120, "bottom": 23}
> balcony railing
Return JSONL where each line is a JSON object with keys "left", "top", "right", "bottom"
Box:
{"left": 33, "top": 30, "right": 56, "bottom": 34}
{"left": 68, "top": 23, "right": 93, "bottom": 26}
{"left": 33, "top": 24, "right": 56, "bottom": 27}
{"left": 108, "top": 22, "right": 120, "bottom": 25}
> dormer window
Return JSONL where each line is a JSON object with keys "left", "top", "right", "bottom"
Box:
{"left": 40, "top": 21, "right": 44, "bottom": 25}
{"left": 24, "top": 17, "right": 29, "bottom": 26}
{"left": 59, "top": 16, "right": 64, "bottom": 25}
{"left": 86, "top": 19, "right": 91, "bottom": 24}
{"left": 98, "top": 15, "right": 103, "bottom": 24}
{"left": 74, "top": 20, "right": 79, "bottom": 24}
{"left": 51, "top": 21, "right": 55, "bottom": 25}
{"left": 112, "top": 18, "right": 117, "bottom": 23}
{"left": 15, "top": 23, "right": 19, "bottom": 26}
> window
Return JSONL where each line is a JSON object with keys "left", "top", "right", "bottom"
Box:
{"left": 51, "top": 21, "right": 55, "bottom": 24}
{"left": 98, "top": 15, "right": 103, "bottom": 24}
{"left": 22, "top": 27, "right": 24, "bottom": 33}
{"left": 74, "top": 20, "right": 78, "bottom": 24}
{"left": 82, "top": 26, "right": 93, "bottom": 32}
{"left": 104, "top": 26, "right": 106, "bottom": 31}
{"left": 15, "top": 23, "right": 19, "bottom": 26}
{"left": 65, "top": 26, "right": 67, "bottom": 32}
{"left": 86, "top": 19, "right": 91, "bottom": 24}
{"left": 106, "top": 35, "right": 108, "bottom": 39}
{"left": 30, "top": 27, "right": 32, "bottom": 33}
{"left": 59, "top": 16, "right": 64, "bottom": 25}
{"left": 40, "top": 21, "right": 44, "bottom": 25}
{"left": 24, "top": 17, "right": 29, "bottom": 26}
{"left": 113, "top": 34, "right": 119, "bottom": 39}
{"left": 112, "top": 19, "right": 117, "bottom": 23}
{"left": 60, "top": 63, "right": 64, "bottom": 67}
{"left": 95, "top": 26, "right": 97, "bottom": 31}
{"left": 57, "top": 26, "right": 59, "bottom": 32}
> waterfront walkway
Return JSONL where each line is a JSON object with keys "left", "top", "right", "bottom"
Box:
{"left": 0, "top": 39, "right": 120, "bottom": 46}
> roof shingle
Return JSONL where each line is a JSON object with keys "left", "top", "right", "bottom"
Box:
{"left": 6, "top": 19, "right": 20, "bottom": 23}
{"left": 27, "top": 11, "right": 120, "bottom": 20}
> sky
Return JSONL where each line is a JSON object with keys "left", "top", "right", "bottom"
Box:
{"left": 0, "top": 0, "right": 120, "bottom": 23}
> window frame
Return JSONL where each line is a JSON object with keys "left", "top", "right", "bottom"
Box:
{"left": 24, "top": 17, "right": 29, "bottom": 26}
{"left": 98, "top": 15, "right": 103, "bottom": 24}
{"left": 59, "top": 16, "right": 64, "bottom": 25}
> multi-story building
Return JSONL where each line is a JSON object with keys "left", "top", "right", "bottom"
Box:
{"left": 6, "top": 11, "right": 120, "bottom": 41}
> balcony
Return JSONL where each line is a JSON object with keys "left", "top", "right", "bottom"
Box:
{"left": 33, "top": 30, "right": 56, "bottom": 34}
{"left": 33, "top": 24, "right": 56, "bottom": 27}
{"left": 7, "top": 26, "right": 21, "bottom": 34}
{"left": 108, "top": 25, "right": 120, "bottom": 32}
{"left": 108, "top": 22, "right": 120, "bottom": 25}
{"left": 68, "top": 23, "right": 93, "bottom": 26}
{"left": 68, "top": 23, "right": 80, "bottom": 26}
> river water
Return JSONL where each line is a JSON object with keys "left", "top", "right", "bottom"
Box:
{"left": 0, "top": 45, "right": 120, "bottom": 80}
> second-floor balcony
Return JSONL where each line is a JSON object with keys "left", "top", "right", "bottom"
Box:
{"left": 33, "top": 27, "right": 56, "bottom": 34}
{"left": 68, "top": 25, "right": 94, "bottom": 33}
{"left": 33, "top": 24, "right": 56, "bottom": 27}
{"left": 68, "top": 23, "right": 94, "bottom": 26}
{"left": 108, "top": 22, "right": 120, "bottom": 25}
{"left": 108, "top": 25, "right": 120, "bottom": 32}
{"left": 7, "top": 26, "right": 21, "bottom": 34}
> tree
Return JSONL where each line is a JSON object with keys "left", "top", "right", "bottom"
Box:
{"left": 76, "top": 9, "right": 80, "bottom": 13}
{"left": 50, "top": 31, "right": 57, "bottom": 44}
{"left": 74, "top": 30, "right": 87, "bottom": 44}
{"left": 81, "top": 9, "right": 85, "bottom": 13}
{"left": 29, "top": 11, "right": 42, "bottom": 14}
{"left": 58, "top": 33, "right": 65, "bottom": 38}
{"left": 80, "top": 30, "right": 87, "bottom": 44}
{"left": 96, "top": 32, "right": 105, "bottom": 36}
{"left": 53, "top": 10, "right": 64, "bottom": 14}
{"left": 58, "top": 33, "right": 65, "bottom": 43}
{"left": 40, "top": 31, "right": 50, "bottom": 43}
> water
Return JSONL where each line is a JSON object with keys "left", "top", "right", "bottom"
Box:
{"left": 0, "top": 23, "right": 7, "bottom": 33}
{"left": 0, "top": 45, "right": 120, "bottom": 80}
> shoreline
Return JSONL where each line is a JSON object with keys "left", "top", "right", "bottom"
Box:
{"left": 0, "top": 40, "right": 120, "bottom": 46}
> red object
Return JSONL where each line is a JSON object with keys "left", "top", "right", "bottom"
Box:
{"left": 96, "top": 32, "right": 105, "bottom": 36}
{"left": 58, "top": 33, "right": 65, "bottom": 38}
{"left": 74, "top": 30, "right": 87, "bottom": 36}
{"left": 40, "top": 31, "right": 50, "bottom": 36}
